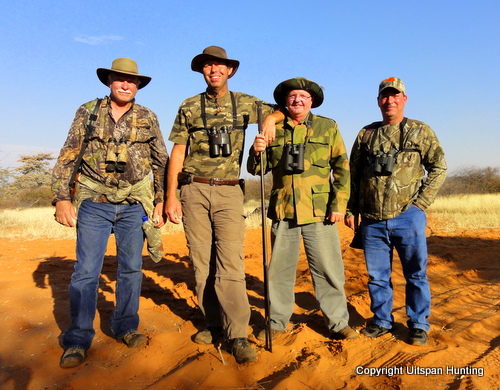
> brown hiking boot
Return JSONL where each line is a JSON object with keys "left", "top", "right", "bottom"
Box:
{"left": 193, "top": 326, "right": 224, "bottom": 345}
{"left": 231, "top": 338, "right": 257, "bottom": 364}
{"left": 331, "top": 326, "right": 358, "bottom": 340}
{"left": 121, "top": 331, "right": 146, "bottom": 348}
{"left": 59, "top": 347, "right": 87, "bottom": 369}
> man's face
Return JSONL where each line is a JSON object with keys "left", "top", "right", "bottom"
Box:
{"left": 202, "top": 60, "right": 233, "bottom": 90}
{"left": 377, "top": 88, "right": 407, "bottom": 123}
{"left": 286, "top": 89, "right": 313, "bottom": 120}
{"left": 109, "top": 73, "right": 139, "bottom": 105}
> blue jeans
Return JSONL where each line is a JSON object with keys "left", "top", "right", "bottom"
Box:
{"left": 362, "top": 205, "right": 430, "bottom": 331}
{"left": 62, "top": 199, "right": 146, "bottom": 350}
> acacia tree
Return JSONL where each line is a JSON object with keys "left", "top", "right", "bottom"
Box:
{"left": 6, "top": 153, "right": 55, "bottom": 207}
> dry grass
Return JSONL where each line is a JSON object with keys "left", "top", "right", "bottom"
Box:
{"left": 426, "top": 193, "right": 500, "bottom": 230}
{"left": 1, "top": 194, "right": 498, "bottom": 240}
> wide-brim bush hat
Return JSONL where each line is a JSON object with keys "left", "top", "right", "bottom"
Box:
{"left": 273, "top": 77, "right": 324, "bottom": 108}
{"left": 96, "top": 58, "right": 151, "bottom": 89}
{"left": 191, "top": 46, "right": 240, "bottom": 78}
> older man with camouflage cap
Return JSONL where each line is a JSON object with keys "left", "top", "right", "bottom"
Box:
{"left": 345, "top": 77, "right": 447, "bottom": 346}
{"left": 165, "top": 46, "right": 283, "bottom": 364}
{"left": 52, "top": 58, "right": 168, "bottom": 368}
{"left": 248, "top": 77, "right": 357, "bottom": 342}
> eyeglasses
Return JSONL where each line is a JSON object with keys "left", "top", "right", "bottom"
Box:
{"left": 287, "top": 94, "right": 312, "bottom": 102}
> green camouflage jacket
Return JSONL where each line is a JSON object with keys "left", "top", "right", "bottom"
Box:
{"left": 169, "top": 91, "right": 274, "bottom": 179}
{"left": 247, "top": 113, "right": 350, "bottom": 225}
{"left": 346, "top": 118, "right": 447, "bottom": 220}
{"left": 51, "top": 97, "right": 168, "bottom": 205}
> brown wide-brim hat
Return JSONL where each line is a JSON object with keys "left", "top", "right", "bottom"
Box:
{"left": 191, "top": 46, "right": 240, "bottom": 78}
{"left": 273, "top": 77, "right": 324, "bottom": 108}
{"left": 96, "top": 57, "right": 151, "bottom": 89}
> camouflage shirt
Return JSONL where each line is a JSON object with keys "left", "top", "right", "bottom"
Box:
{"left": 52, "top": 97, "right": 168, "bottom": 205}
{"left": 346, "top": 118, "right": 447, "bottom": 220}
{"left": 247, "top": 113, "right": 350, "bottom": 225}
{"left": 169, "top": 91, "right": 275, "bottom": 179}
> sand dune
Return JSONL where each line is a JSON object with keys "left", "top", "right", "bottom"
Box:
{"left": 1, "top": 218, "right": 499, "bottom": 389}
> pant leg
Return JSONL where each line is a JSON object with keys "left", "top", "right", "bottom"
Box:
{"left": 110, "top": 202, "right": 146, "bottom": 338}
{"left": 391, "top": 205, "right": 431, "bottom": 331}
{"left": 362, "top": 217, "right": 395, "bottom": 329}
{"left": 268, "top": 219, "right": 301, "bottom": 331}
{"left": 63, "top": 199, "right": 112, "bottom": 350}
{"left": 181, "top": 182, "right": 222, "bottom": 328}
{"left": 301, "top": 221, "right": 350, "bottom": 331}
{"left": 211, "top": 185, "right": 250, "bottom": 339}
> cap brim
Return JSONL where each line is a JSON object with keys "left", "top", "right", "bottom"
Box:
{"left": 96, "top": 68, "right": 151, "bottom": 89}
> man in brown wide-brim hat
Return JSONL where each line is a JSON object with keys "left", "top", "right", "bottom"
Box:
{"left": 52, "top": 57, "right": 168, "bottom": 369}
{"left": 166, "top": 46, "right": 284, "bottom": 364}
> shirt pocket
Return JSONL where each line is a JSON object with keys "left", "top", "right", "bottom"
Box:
{"left": 311, "top": 183, "right": 330, "bottom": 217}
{"left": 307, "top": 135, "right": 330, "bottom": 168}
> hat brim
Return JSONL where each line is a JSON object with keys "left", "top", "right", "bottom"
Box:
{"left": 96, "top": 68, "right": 151, "bottom": 89}
{"left": 273, "top": 78, "right": 324, "bottom": 108}
{"left": 191, "top": 54, "right": 240, "bottom": 78}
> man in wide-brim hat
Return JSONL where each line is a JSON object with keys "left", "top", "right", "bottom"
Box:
{"left": 52, "top": 58, "right": 168, "bottom": 369}
{"left": 165, "top": 46, "right": 283, "bottom": 364}
{"left": 248, "top": 76, "right": 358, "bottom": 342}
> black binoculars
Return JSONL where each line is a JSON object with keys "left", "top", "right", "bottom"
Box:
{"left": 284, "top": 142, "right": 305, "bottom": 173}
{"left": 372, "top": 149, "right": 397, "bottom": 176}
{"left": 208, "top": 126, "right": 232, "bottom": 157}
{"left": 105, "top": 137, "right": 128, "bottom": 173}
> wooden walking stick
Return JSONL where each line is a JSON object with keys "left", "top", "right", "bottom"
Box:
{"left": 256, "top": 101, "right": 272, "bottom": 352}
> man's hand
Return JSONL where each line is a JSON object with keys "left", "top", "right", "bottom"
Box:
{"left": 327, "top": 212, "right": 345, "bottom": 223}
{"left": 166, "top": 197, "right": 183, "bottom": 224}
{"left": 54, "top": 200, "right": 77, "bottom": 227}
{"left": 253, "top": 134, "right": 267, "bottom": 156}
{"left": 152, "top": 202, "right": 166, "bottom": 228}
{"left": 262, "top": 110, "right": 284, "bottom": 145}
{"left": 344, "top": 215, "right": 358, "bottom": 230}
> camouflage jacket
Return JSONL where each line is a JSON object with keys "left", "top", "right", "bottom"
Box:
{"left": 247, "top": 113, "right": 350, "bottom": 225}
{"left": 346, "top": 118, "right": 447, "bottom": 220}
{"left": 51, "top": 97, "right": 168, "bottom": 205}
{"left": 169, "top": 91, "right": 275, "bottom": 179}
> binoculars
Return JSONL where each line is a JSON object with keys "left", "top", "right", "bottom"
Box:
{"left": 208, "top": 126, "right": 232, "bottom": 157}
{"left": 372, "top": 149, "right": 397, "bottom": 176}
{"left": 105, "top": 137, "right": 128, "bottom": 173}
{"left": 284, "top": 142, "right": 305, "bottom": 174}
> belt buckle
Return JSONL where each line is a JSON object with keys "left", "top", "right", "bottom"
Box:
{"left": 209, "top": 178, "right": 216, "bottom": 186}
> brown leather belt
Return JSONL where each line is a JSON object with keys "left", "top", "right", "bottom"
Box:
{"left": 191, "top": 176, "right": 240, "bottom": 186}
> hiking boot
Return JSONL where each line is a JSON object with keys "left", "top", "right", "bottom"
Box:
{"left": 331, "top": 326, "right": 358, "bottom": 340}
{"left": 257, "top": 328, "right": 285, "bottom": 342}
{"left": 410, "top": 328, "right": 428, "bottom": 346}
{"left": 60, "top": 347, "right": 87, "bottom": 369}
{"left": 193, "top": 326, "right": 224, "bottom": 345}
{"left": 360, "top": 324, "right": 391, "bottom": 338}
{"left": 121, "top": 331, "right": 147, "bottom": 348}
{"left": 231, "top": 338, "right": 257, "bottom": 364}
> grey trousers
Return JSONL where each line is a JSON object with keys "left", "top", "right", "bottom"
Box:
{"left": 269, "top": 219, "right": 350, "bottom": 332}
{"left": 180, "top": 182, "right": 250, "bottom": 339}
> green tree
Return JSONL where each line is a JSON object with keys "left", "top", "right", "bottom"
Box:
{"left": 6, "top": 153, "right": 55, "bottom": 207}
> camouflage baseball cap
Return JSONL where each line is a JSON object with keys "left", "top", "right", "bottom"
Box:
{"left": 191, "top": 46, "right": 240, "bottom": 78}
{"left": 96, "top": 58, "right": 151, "bottom": 89}
{"left": 378, "top": 77, "right": 405, "bottom": 95}
{"left": 273, "top": 77, "right": 324, "bottom": 108}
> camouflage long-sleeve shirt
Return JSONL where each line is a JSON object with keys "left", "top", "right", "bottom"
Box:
{"left": 169, "top": 91, "right": 275, "bottom": 179}
{"left": 247, "top": 113, "right": 350, "bottom": 225}
{"left": 346, "top": 118, "right": 447, "bottom": 220}
{"left": 52, "top": 97, "right": 168, "bottom": 205}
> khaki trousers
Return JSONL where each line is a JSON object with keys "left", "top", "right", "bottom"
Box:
{"left": 180, "top": 182, "right": 250, "bottom": 339}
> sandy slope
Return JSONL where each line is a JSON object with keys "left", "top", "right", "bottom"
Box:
{"left": 1, "top": 218, "right": 499, "bottom": 390}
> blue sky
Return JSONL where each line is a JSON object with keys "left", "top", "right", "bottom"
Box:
{"left": 1, "top": 0, "right": 499, "bottom": 176}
